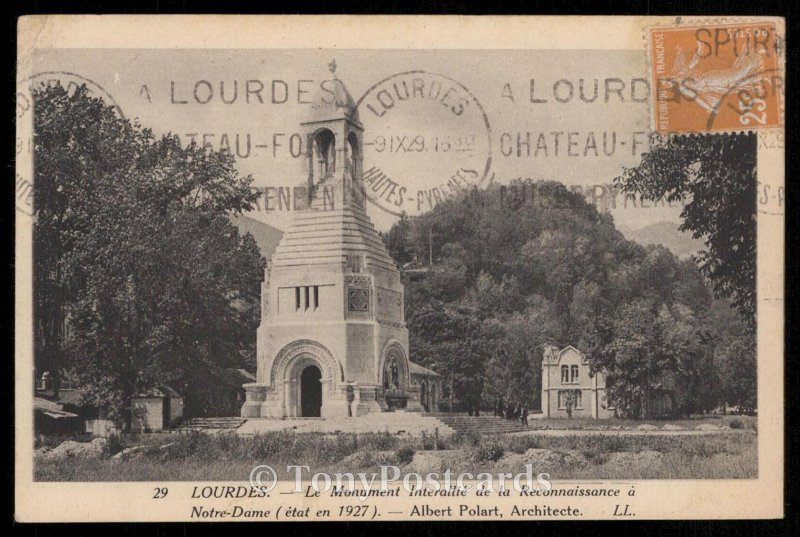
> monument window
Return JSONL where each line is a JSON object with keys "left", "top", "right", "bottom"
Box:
{"left": 571, "top": 365, "right": 579, "bottom": 383}
{"left": 561, "top": 365, "right": 569, "bottom": 384}
{"left": 294, "top": 286, "right": 319, "bottom": 311}
{"left": 347, "top": 254, "right": 363, "bottom": 273}
{"left": 311, "top": 129, "right": 336, "bottom": 185}
{"left": 346, "top": 131, "right": 360, "bottom": 177}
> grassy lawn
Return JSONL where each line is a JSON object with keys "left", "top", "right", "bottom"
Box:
{"left": 522, "top": 414, "right": 757, "bottom": 430}
{"left": 35, "top": 426, "right": 757, "bottom": 482}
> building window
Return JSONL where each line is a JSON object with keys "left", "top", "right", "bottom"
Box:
{"left": 313, "top": 285, "right": 319, "bottom": 309}
{"left": 561, "top": 364, "right": 579, "bottom": 384}
{"left": 295, "top": 287, "right": 301, "bottom": 310}
{"left": 558, "top": 390, "right": 583, "bottom": 410}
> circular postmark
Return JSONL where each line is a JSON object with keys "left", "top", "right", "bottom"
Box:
{"left": 356, "top": 71, "right": 492, "bottom": 217}
{"left": 16, "top": 71, "right": 125, "bottom": 216}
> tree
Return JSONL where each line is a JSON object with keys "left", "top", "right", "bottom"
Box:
{"left": 715, "top": 335, "right": 757, "bottom": 414}
{"left": 405, "top": 299, "right": 487, "bottom": 412}
{"left": 381, "top": 211, "right": 413, "bottom": 266}
{"left": 586, "top": 253, "right": 719, "bottom": 418}
{"left": 483, "top": 299, "right": 561, "bottom": 410}
{"left": 33, "top": 82, "right": 149, "bottom": 395}
{"left": 384, "top": 179, "right": 742, "bottom": 419}
{"left": 596, "top": 299, "right": 661, "bottom": 418}
{"left": 616, "top": 133, "right": 756, "bottom": 327}
{"left": 33, "top": 82, "right": 263, "bottom": 426}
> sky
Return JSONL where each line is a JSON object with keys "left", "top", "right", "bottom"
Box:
{"left": 28, "top": 48, "right": 686, "bottom": 234}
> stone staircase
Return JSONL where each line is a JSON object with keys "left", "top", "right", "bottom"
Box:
{"left": 172, "top": 416, "right": 247, "bottom": 433}
{"left": 423, "top": 413, "right": 528, "bottom": 435}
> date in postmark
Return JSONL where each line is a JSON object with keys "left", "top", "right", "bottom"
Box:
{"left": 648, "top": 21, "right": 784, "bottom": 133}
{"left": 356, "top": 71, "right": 492, "bottom": 216}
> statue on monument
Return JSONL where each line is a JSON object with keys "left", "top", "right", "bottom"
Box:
{"left": 391, "top": 360, "right": 399, "bottom": 389}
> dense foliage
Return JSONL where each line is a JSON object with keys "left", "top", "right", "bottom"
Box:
{"left": 33, "top": 83, "right": 264, "bottom": 426}
{"left": 616, "top": 133, "right": 757, "bottom": 327}
{"left": 383, "top": 180, "right": 755, "bottom": 417}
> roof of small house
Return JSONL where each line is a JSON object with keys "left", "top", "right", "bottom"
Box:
{"left": 543, "top": 344, "right": 590, "bottom": 365}
{"left": 409, "top": 362, "right": 440, "bottom": 378}
{"left": 220, "top": 368, "right": 257, "bottom": 386}
{"left": 34, "top": 397, "right": 79, "bottom": 419}
{"left": 55, "top": 388, "right": 83, "bottom": 406}
{"left": 133, "top": 385, "right": 182, "bottom": 399}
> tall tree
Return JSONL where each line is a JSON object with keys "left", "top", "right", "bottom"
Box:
{"left": 33, "top": 82, "right": 263, "bottom": 426}
{"left": 616, "top": 133, "right": 756, "bottom": 327}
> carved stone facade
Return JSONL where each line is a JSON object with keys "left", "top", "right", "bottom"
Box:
{"left": 241, "top": 67, "right": 439, "bottom": 419}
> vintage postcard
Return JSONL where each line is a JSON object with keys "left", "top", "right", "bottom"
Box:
{"left": 15, "top": 15, "right": 785, "bottom": 521}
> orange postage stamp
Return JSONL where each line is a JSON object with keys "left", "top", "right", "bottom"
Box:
{"left": 648, "top": 21, "right": 784, "bottom": 133}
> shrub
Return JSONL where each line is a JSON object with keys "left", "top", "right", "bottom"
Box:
{"left": 420, "top": 430, "right": 447, "bottom": 450}
{"left": 473, "top": 439, "right": 505, "bottom": 462}
{"left": 245, "top": 430, "right": 296, "bottom": 460}
{"left": 451, "top": 429, "right": 482, "bottom": 448}
{"left": 579, "top": 434, "right": 629, "bottom": 462}
{"left": 159, "top": 431, "right": 201, "bottom": 460}
{"left": 395, "top": 446, "right": 416, "bottom": 465}
{"left": 359, "top": 432, "right": 398, "bottom": 451}
{"left": 105, "top": 430, "right": 126, "bottom": 456}
{"left": 34, "top": 432, "right": 93, "bottom": 450}
{"left": 682, "top": 437, "right": 731, "bottom": 458}
{"left": 729, "top": 418, "right": 744, "bottom": 429}
{"left": 329, "top": 434, "right": 359, "bottom": 462}
{"left": 506, "top": 435, "right": 540, "bottom": 454}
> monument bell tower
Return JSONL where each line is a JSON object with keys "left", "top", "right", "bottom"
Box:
{"left": 241, "top": 62, "right": 425, "bottom": 419}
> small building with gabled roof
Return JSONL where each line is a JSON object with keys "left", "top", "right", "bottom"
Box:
{"left": 540, "top": 344, "right": 615, "bottom": 419}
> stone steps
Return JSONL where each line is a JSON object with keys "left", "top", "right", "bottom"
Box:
{"left": 423, "top": 413, "right": 528, "bottom": 435}
{"left": 172, "top": 417, "right": 247, "bottom": 432}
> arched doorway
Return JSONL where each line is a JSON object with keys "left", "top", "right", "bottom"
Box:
{"left": 420, "top": 382, "right": 429, "bottom": 412}
{"left": 300, "top": 365, "right": 322, "bottom": 417}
